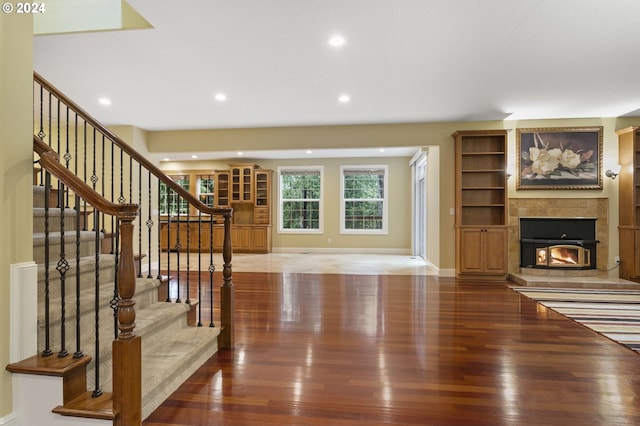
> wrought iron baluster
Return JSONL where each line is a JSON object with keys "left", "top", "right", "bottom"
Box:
{"left": 82, "top": 121, "right": 87, "bottom": 230}
{"left": 57, "top": 185, "right": 69, "bottom": 358}
{"left": 138, "top": 163, "right": 142, "bottom": 278}
{"left": 64, "top": 107, "right": 71, "bottom": 208}
{"left": 90, "top": 129, "right": 98, "bottom": 232}
{"left": 209, "top": 214, "right": 215, "bottom": 328}
{"left": 73, "top": 194, "right": 83, "bottom": 359}
{"left": 175, "top": 195, "right": 181, "bottom": 304}
{"left": 93, "top": 212, "right": 103, "bottom": 398}
{"left": 158, "top": 179, "right": 164, "bottom": 282}
{"left": 112, "top": 219, "right": 121, "bottom": 339}
{"left": 42, "top": 172, "right": 53, "bottom": 356}
{"left": 110, "top": 140, "right": 115, "bottom": 254}
{"left": 197, "top": 211, "right": 202, "bottom": 327}
{"left": 147, "top": 170, "right": 153, "bottom": 279}
{"left": 186, "top": 212, "right": 190, "bottom": 305}
{"left": 129, "top": 156, "right": 133, "bottom": 204}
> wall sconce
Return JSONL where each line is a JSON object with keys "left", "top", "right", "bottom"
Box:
{"left": 605, "top": 165, "right": 621, "bottom": 180}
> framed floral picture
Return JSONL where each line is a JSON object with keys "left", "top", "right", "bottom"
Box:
{"left": 516, "top": 127, "right": 602, "bottom": 190}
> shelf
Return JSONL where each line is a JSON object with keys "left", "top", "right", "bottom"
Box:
{"left": 461, "top": 151, "right": 505, "bottom": 155}
{"left": 461, "top": 186, "right": 505, "bottom": 190}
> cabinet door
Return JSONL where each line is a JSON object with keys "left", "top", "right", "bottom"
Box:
{"left": 230, "top": 165, "right": 254, "bottom": 202}
{"left": 484, "top": 228, "right": 507, "bottom": 273}
{"left": 236, "top": 226, "right": 251, "bottom": 249}
{"left": 189, "top": 222, "right": 211, "bottom": 251}
{"left": 250, "top": 227, "right": 267, "bottom": 251}
{"left": 459, "top": 228, "right": 484, "bottom": 273}
{"left": 213, "top": 225, "right": 225, "bottom": 250}
{"left": 459, "top": 227, "right": 506, "bottom": 274}
{"left": 214, "top": 171, "right": 230, "bottom": 207}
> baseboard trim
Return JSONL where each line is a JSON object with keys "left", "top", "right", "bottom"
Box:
{"left": 0, "top": 412, "right": 16, "bottom": 426}
{"left": 272, "top": 247, "right": 412, "bottom": 255}
{"left": 437, "top": 268, "right": 456, "bottom": 278}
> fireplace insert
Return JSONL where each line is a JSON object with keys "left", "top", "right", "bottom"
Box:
{"left": 520, "top": 218, "right": 598, "bottom": 270}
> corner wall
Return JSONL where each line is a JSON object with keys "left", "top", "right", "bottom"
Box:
{"left": 1, "top": 12, "right": 34, "bottom": 420}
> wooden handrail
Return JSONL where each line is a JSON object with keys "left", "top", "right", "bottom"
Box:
{"left": 35, "top": 135, "right": 138, "bottom": 219}
{"left": 34, "top": 72, "right": 231, "bottom": 218}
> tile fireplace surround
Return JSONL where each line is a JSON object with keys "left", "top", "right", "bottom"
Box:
{"left": 508, "top": 198, "right": 608, "bottom": 275}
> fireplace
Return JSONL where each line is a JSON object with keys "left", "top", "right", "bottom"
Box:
{"left": 520, "top": 218, "right": 598, "bottom": 270}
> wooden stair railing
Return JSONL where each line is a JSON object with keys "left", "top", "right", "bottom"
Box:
{"left": 19, "top": 71, "right": 235, "bottom": 425}
{"left": 12, "top": 136, "right": 141, "bottom": 423}
{"left": 33, "top": 71, "right": 234, "bottom": 348}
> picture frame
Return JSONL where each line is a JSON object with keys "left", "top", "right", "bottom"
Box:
{"left": 516, "top": 126, "right": 602, "bottom": 190}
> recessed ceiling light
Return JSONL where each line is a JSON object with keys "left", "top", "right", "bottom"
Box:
{"left": 306, "top": 150, "right": 313, "bottom": 154}
{"left": 237, "top": 152, "right": 243, "bottom": 156}
{"left": 191, "top": 155, "right": 198, "bottom": 159}
{"left": 98, "top": 97, "right": 111, "bottom": 106}
{"left": 338, "top": 94, "right": 351, "bottom": 103}
{"left": 328, "top": 35, "right": 346, "bottom": 47}
{"left": 163, "top": 158, "right": 170, "bottom": 162}
{"left": 379, "top": 148, "right": 385, "bottom": 153}
{"left": 214, "top": 93, "right": 227, "bottom": 102}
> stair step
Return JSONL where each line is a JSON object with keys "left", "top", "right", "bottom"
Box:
{"left": 33, "top": 185, "right": 61, "bottom": 208}
{"left": 33, "top": 207, "right": 78, "bottom": 233}
{"left": 33, "top": 231, "right": 100, "bottom": 265}
{"left": 52, "top": 391, "right": 115, "bottom": 420}
{"left": 38, "top": 277, "right": 163, "bottom": 354}
{"left": 37, "top": 254, "right": 117, "bottom": 302}
{"left": 6, "top": 352, "right": 92, "bottom": 404}
{"left": 140, "top": 326, "right": 219, "bottom": 419}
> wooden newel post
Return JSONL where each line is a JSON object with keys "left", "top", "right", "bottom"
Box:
{"left": 113, "top": 207, "right": 142, "bottom": 426}
{"left": 220, "top": 210, "right": 234, "bottom": 349}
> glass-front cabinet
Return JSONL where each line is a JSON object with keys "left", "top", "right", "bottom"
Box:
{"left": 160, "top": 164, "right": 272, "bottom": 253}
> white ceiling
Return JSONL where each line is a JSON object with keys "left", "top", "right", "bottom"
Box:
{"left": 33, "top": 0, "right": 640, "bottom": 159}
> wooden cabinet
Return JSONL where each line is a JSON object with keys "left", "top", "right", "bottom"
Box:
{"left": 453, "top": 130, "right": 508, "bottom": 280}
{"left": 254, "top": 170, "right": 272, "bottom": 224}
{"left": 213, "top": 224, "right": 272, "bottom": 253}
{"left": 616, "top": 127, "right": 640, "bottom": 282}
{"left": 214, "top": 170, "right": 230, "bottom": 207}
{"left": 457, "top": 227, "right": 507, "bottom": 274}
{"left": 162, "top": 163, "right": 273, "bottom": 253}
{"left": 159, "top": 220, "right": 212, "bottom": 252}
{"left": 230, "top": 164, "right": 256, "bottom": 203}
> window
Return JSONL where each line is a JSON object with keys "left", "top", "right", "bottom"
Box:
{"left": 197, "top": 174, "right": 215, "bottom": 208}
{"left": 159, "top": 175, "right": 190, "bottom": 215}
{"left": 278, "top": 166, "right": 323, "bottom": 233}
{"left": 340, "top": 165, "right": 388, "bottom": 234}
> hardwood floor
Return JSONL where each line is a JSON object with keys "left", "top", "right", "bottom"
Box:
{"left": 143, "top": 272, "right": 640, "bottom": 425}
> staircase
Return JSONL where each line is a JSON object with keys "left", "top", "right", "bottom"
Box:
{"left": 6, "top": 72, "right": 235, "bottom": 425}
{"left": 8, "top": 185, "right": 221, "bottom": 422}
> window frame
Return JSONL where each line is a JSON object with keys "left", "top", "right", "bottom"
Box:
{"left": 340, "top": 164, "right": 389, "bottom": 235}
{"left": 277, "top": 165, "right": 324, "bottom": 234}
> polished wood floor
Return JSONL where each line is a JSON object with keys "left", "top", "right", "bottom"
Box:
{"left": 143, "top": 272, "right": 640, "bottom": 425}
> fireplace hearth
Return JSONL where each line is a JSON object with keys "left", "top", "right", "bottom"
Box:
{"left": 520, "top": 218, "right": 598, "bottom": 270}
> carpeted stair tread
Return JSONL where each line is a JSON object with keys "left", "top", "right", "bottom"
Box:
{"left": 33, "top": 207, "right": 78, "bottom": 233}
{"left": 136, "top": 326, "right": 219, "bottom": 419}
{"left": 33, "top": 231, "right": 99, "bottom": 264}
{"left": 38, "top": 277, "right": 161, "bottom": 324}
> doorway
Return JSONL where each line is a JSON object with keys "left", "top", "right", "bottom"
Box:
{"left": 412, "top": 152, "right": 427, "bottom": 259}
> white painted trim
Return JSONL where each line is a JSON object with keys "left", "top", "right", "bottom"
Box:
{"left": 0, "top": 413, "right": 16, "bottom": 426}
{"left": 438, "top": 268, "right": 456, "bottom": 277}
{"left": 10, "top": 262, "right": 38, "bottom": 363}
{"left": 272, "top": 247, "right": 411, "bottom": 255}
